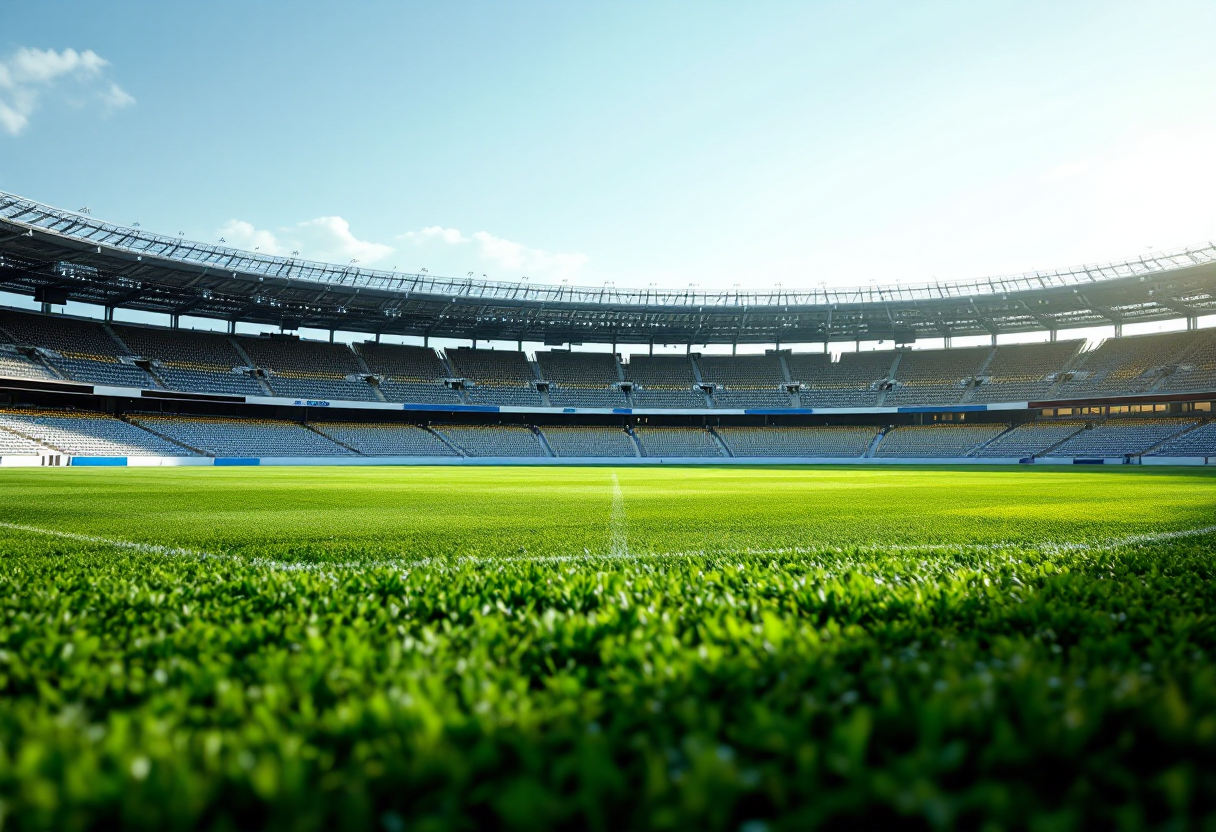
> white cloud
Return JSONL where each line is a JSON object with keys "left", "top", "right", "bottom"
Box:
{"left": 100, "top": 82, "right": 136, "bottom": 111}
{"left": 398, "top": 226, "right": 589, "bottom": 281}
{"left": 0, "top": 47, "right": 135, "bottom": 136}
{"left": 401, "top": 226, "right": 468, "bottom": 245}
{"left": 217, "top": 217, "right": 394, "bottom": 266}
{"left": 217, "top": 220, "right": 285, "bottom": 255}
{"left": 216, "top": 217, "right": 584, "bottom": 280}
{"left": 294, "top": 216, "right": 395, "bottom": 264}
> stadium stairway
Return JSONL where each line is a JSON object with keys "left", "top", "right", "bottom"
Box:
{"left": 350, "top": 350, "right": 389, "bottom": 403}
{"left": 434, "top": 352, "right": 473, "bottom": 404}
{"left": 707, "top": 426, "right": 734, "bottom": 457}
{"left": 626, "top": 425, "right": 643, "bottom": 457}
{"left": 689, "top": 355, "right": 705, "bottom": 385}
{"left": 0, "top": 345, "right": 65, "bottom": 381}
{"left": 1043, "top": 348, "right": 1089, "bottom": 400}
{"left": 228, "top": 338, "right": 274, "bottom": 396}
{"left": 422, "top": 425, "right": 466, "bottom": 456}
{"left": 1139, "top": 420, "right": 1208, "bottom": 456}
{"left": 876, "top": 352, "right": 904, "bottom": 406}
{"left": 305, "top": 423, "right": 363, "bottom": 455}
{"left": 864, "top": 427, "right": 889, "bottom": 458}
{"left": 0, "top": 321, "right": 68, "bottom": 381}
{"left": 965, "top": 423, "right": 1019, "bottom": 456}
{"left": 778, "top": 353, "right": 794, "bottom": 385}
{"left": 0, "top": 421, "right": 57, "bottom": 453}
{"left": 436, "top": 351, "right": 475, "bottom": 405}
{"left": 123, "top": 416, "right": 210, "bottom": 456}
{"left": 1036, "top": 423, "right": 1090, "bottom": 456}
{"left": 103, "top": 324, "right": 169, "bottom": 390}
{"left": 524, "top": 357, "right": 553, "bottom": 407}
{"left": 1146, "top": 372, "right": 1171, "bottom": 395}
{"left": 531, "top": 426, "right": 557, "bottom": 457}
{"left": 959, "top": 347, "right": 999, "bottom": 404}
{"left": 686, "top": 355, "right": 714, "bottom": 408}
{"left": 777, "top": 355, "right": 800, "bottom": 407}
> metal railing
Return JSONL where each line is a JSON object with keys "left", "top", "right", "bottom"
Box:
{"left": 3, "top": 191, "right": 1213, "bottom": 308}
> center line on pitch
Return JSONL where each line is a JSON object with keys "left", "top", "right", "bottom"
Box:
{"left": 609, "top": 471, "right": 628, "bottom": 557}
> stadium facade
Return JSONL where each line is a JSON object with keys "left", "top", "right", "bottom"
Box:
{"left": 0, "top": 191, "right": 1214, "bottom": 466}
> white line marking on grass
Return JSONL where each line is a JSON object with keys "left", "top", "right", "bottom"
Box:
{"left": 3, "top": 520, "right": 1215, "bottom": 574}
{"left": 0, "top": 521, "right": 384, "bottom": 573}
{"left": 0, "top": 521, "right": 220, "bottom": 560}
{"left": 609, "top": 471, "right": 628, "bottom": 557}
{"left": 473, "top": 523, "right": 1216, "bottom": 566}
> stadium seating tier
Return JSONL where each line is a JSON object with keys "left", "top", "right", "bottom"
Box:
{"left": 540, "top": 426, "right": 638, "bottom": 457}
{"left": 0, "top": 409, "right": 191, "bottom": 456}
{"left": 715, "top": 426, "right": 877, "bottom": 457}
{"left": 130, "top": 415, "right": 351, "bottom": 457}
{"left": 1, "top": 310, "right": 1215, "bottom": 410}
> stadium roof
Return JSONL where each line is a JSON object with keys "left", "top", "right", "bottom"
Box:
{"left": 1, "top": 191, "right": 1215, "bottom": 345}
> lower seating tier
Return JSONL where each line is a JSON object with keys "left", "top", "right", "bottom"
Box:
{"left": 1151, "top": 422, "right": 1216, "bottom": 456}
{"left": 1046, "top": 419, "right": 1197, "bottom": 457}
{"left": 635, "top": 427, "right": 723, "bottom": 457}
{"left": 0, "top": 409, "right": 191, "bottom": 456}
{"left": 716, "top": 426, "right": 877, "bottom": 457}
{"left": 0, "top": 408, "right": 1206, "bottom": 459}
{"left": 435, "top": 425, "right": 547, "bottom": 457}
{"left": 310, "top": 423, "right": 457, "bottom": 456}
{"left": 973, "top": 422, "right": 1086, "bottom": 458}
{"left": 541, "top": 427, "right": 637, "bottom": 457}
{"left": 129, "top": 415, "right": 351, "bottom": 457}
{"left": 875, "top": 424, "right": 1006, "bottom": 457}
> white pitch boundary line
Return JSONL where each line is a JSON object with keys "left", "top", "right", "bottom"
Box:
{"left": 463, "top": 523, "right": 1216, "bottom": 567}
{"left": 0, "top": 521, "right": 393, "bottom": 573}
{"left": 608, "top": 471, "right": 628, "bottom": 557}
{"left": 2, "top": 520, "right": 1215, "bottom": 573}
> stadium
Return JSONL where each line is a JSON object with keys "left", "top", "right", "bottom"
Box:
{"left": 3, "top": 5, "right": 1216, "bottom": 830}
{"left": 1, "top": 191, "right": 1215, "bottom": 466}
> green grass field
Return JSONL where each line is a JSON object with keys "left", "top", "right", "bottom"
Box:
{"left": 1, "top": 466, "right": 1214, "bottom": 830}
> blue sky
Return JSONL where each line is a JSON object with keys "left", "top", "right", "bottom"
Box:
{"left": 2, "top": 0, "right": 1215, "bottom": 302}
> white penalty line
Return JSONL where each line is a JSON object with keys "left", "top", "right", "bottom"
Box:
{"left": 2, "top": 520, "right": 1215, "bottom": 573}
{"left": 0, "top": 521, "right": 394, "bottom": 573}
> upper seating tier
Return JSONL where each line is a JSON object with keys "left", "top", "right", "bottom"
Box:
{"left": 790, "top": 351, "right": 893, "bottom": 407}
{"left": 0, "top": 308, "right": 1214, "bottom": 408}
